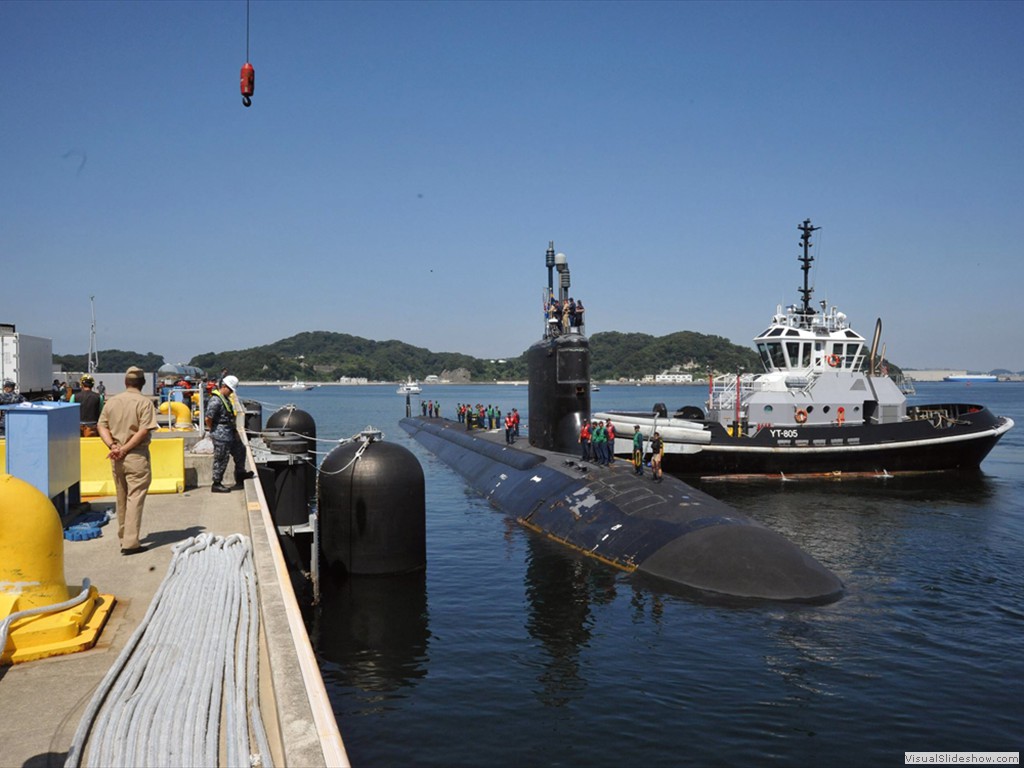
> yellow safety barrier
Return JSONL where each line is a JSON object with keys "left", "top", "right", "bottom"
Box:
{"left": 80, "top": 437, "right": 185, "bottom": 496}
{"left": 1, "top": 437, "right": 184, "bottom": 496}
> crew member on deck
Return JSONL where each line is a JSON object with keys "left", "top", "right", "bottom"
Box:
{"left": 205, "top": 375, "right": 254, "bottom": 493}
{"left": 650, "top": 431, "right": 664, "bottom": 483}
{"left": 0, "top": 380, "right": 26, "bottom": 435}
{"left": 632, "top": 425, "right": 644, "bottom": 476}
{"left": 71, "top": 374, "right": 103, "bottom": 437}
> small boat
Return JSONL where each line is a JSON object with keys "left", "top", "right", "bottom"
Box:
{"left": 944, "top": 374, "right": 997, "bottom": 383}
{"left": 596, "top": 219, "right": 1013, "bottom": 477}
{"left": 591, "top": 383, "right": 600, "bottom": 391}
{"left": 396, "top": 379, "right": 422, "bottom": 395}
{"left": 280, "top": 379, "right": 315, "bottom": 391}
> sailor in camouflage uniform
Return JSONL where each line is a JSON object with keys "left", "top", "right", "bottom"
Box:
{"left": 204, "top": 375, "right": 254, "bottom": 492}
{"left": 0, "top": 380, "right": 26, "bottom": 435}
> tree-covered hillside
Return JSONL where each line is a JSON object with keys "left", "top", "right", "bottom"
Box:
{"left": 590, "top": 331, "right": 760, "bottom": 380}
{"left": 190, "top": 332, "right": 526, "bottom": 382}
{"left": 53, "top": 350, "right": 165, "bottom": 373}
{"left": 188, "top": 330, "right": 759, "bottom": 382}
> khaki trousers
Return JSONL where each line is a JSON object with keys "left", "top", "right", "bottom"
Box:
{"left": 112, "top": 449, "right": 152, "bottom": 549}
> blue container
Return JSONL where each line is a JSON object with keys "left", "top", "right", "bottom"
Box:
{"left": 2, "top": 401, "right": 81, "bottom": 514}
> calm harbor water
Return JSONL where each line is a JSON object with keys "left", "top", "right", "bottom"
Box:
{"left": 246, "top": 382, "right": 1023, "bottom": 767}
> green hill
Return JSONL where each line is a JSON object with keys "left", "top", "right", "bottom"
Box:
{"left": 188, "top": 330, "right": 759, "bottom": 383}
{"left": 53, "top": 330, "right": 761, "bottom": 382}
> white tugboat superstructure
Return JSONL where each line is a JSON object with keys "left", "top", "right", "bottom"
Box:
{"left": 598, "top": 220, "right": 1013, "bottom": 477}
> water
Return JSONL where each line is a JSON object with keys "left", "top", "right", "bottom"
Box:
{"left": 246, "top": 382, "right": 1024, "bottom": 766}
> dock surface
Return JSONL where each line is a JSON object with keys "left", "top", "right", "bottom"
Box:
{"left": 0, "top": 468, "right": 347, "bottom": 767}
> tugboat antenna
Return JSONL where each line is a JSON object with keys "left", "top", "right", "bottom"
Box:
{"left": 797, "top": 219, "right": 820, "bottom": 315}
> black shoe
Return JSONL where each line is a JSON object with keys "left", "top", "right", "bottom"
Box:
{"left": 237, "top": 470, "right": 255, "bottom": 480}
{"left": 122, "top": 545, "right": 148, "bottom": 555}
{"left": 212, "top": 483, "right": 231, "bottom": 493}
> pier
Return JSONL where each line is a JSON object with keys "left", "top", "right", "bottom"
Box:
{"left": 0, "top": 442, "right": 347, "bottom": 767}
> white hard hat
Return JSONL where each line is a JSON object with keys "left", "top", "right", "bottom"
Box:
{"left": 222, "top": 375, "right": 239, "bottom": 391}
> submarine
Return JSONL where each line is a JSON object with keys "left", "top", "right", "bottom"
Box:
{"left": 400, "top": 243, "right": 843, "bottom": 604}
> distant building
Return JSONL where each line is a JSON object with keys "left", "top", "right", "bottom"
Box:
{"left": 903, "top": 369, "right": 967, "bottom": 382}
{"left": 654, "top": 369, "right": 693, "bottom": 383}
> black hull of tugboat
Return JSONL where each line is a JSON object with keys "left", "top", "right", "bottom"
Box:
{"left": 660, "top": 405, "right": 1011, "bottom": 478}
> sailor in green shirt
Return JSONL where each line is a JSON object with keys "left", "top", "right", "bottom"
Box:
{"left": 632, "top": 425, "right": 644, "bottom": 476}
{"left": 591, "top": 421, "right": 607, "bottom": 465}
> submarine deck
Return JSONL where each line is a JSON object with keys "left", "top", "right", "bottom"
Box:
{"left": 402, "top": 416, "right": 844, "bottom": 604}
{"left": 0, "top": 452, "right": 347, "bottom": 767}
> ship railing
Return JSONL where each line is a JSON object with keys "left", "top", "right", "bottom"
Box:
{"left": 778, "top": 305, "right": 850, "bottom": 333}
{"left": 707, "top": 373, "right": 758, "bottom": 411}
{"left": 540, "top": 289, "right": 585, "bottom": 339}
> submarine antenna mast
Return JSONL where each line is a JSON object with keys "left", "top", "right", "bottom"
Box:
{"left": 545, "top": 241, "right": 556, "bottom": 302}
{"left": 797, "top": 219, "right": 820, "bottom": 317}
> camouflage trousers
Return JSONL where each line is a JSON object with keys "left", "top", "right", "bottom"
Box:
{"left": 212, "top": 435, "right": 248, "bottom": 485}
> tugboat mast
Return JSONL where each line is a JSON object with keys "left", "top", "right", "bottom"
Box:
{"left": 797, "top": 219, "right": 820, "bottom": 316}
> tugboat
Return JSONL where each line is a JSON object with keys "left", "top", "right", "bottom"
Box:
{"left": 598, "top": 220, "right": 1013, "bottom": 478}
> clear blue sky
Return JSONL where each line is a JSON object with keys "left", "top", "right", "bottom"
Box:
{"left": 3, "top": 0, "right": 1022, "bottom": 372}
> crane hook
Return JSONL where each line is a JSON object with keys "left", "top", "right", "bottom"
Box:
{"left": 240, "top": 62, "right": 255, "bottom": 108}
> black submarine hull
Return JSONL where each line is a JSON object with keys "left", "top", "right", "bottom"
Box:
{"left": 400, "top": 416, "right": 843, "bottom": 604}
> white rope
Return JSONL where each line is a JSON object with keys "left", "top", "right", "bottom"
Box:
{"left": 0, "top": 579, "right": 95, "bottom": 662}
{"left": 64, "top": 534, "right": 273, "bottom": 768}
{"left": 314, "top": 431, "right": 377, "bottom": 476}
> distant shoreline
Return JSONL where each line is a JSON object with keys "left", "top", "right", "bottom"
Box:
{"left": 238, "top": 380, "right": 711, "bottom": 387}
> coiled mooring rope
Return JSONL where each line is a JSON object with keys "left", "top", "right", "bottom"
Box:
{"left": 64, "top": 534, "right": 272, "bottom": 768}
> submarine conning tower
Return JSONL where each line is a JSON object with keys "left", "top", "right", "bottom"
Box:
{"left": 528, "top": 242, "right": 591, "bottom": 453}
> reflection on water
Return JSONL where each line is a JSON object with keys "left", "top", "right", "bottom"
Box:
{"left": 248, "top": 384, "right": 1024, "bottom": 765}
{"left": 522, "top": 537, "right": 619, "bottom": 707}
{"left": 696, "top": 472, "right": 1003, "bottom": 579}
{"left": 312, "top": 571, "right": 430, "bottom": 704}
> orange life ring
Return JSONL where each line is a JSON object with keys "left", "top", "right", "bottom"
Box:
{"left": 826, "top": 354, "right": 841, "bottom": 368}
{"left": 794, "top": 409, "right": 808, "bottom": 424}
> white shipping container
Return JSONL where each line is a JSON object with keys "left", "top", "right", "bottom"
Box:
{"left": 0, "top": 331, "right": 54, "bottom": 396}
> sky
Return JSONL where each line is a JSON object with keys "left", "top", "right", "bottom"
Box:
{"left": 2, "top": 0, "right": 1022, "bottom": 373}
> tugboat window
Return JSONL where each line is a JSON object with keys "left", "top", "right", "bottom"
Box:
{"left": 764, "top": 342, "right": 786, "bottom": 369}
{"left": 786, "top": 342, "right": 810, "bottom": 368}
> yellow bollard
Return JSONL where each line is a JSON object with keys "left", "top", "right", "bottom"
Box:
{"left": 1, "top": 473, "right": 115, "bottom": 664}
{"left": 158, "top": 400, "right": 194, "bottom": 430}
{"left": 0, "top": 473, "right": 70, "bottom": 610}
